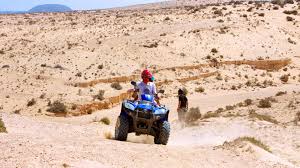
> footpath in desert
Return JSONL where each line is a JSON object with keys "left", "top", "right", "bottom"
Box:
{"left": 0, "top": 0, "right": 300, "bottom": 167}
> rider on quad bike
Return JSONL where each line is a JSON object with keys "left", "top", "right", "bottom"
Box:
{"left": 133, "top": 69, "right": 160, "bottom": 105}
{"left": 115, "top": 69, "right": 170, "bottom": 145}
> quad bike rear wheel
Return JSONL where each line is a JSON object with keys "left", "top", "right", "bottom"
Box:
{"left": 115, "top": 115, "right": 129, "bottom": 141}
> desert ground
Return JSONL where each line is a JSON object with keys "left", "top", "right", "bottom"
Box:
{"left": 0, "top": 0, "right": 300, "bottom": 167}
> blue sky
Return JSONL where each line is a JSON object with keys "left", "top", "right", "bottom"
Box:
{"left": 0, "top": 0, "right": 165, "bottom": 11}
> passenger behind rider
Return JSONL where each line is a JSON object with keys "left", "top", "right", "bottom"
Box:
{"left": 133, "top": 69, "right": 160, "bottom": 106}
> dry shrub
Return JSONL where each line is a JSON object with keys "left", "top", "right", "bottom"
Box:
{"left": 294, "top": 112, "right": 300, "bottom": 125}
{"left": 111, "top": 82, "right": 122, "bottom": 90}
{"left": 280, "top": 74, "right": 289, "bottom": 83}
{"left": 98, "top": 64, "right": 104, "bottom": 69}
{"left": 62, "top": 163, "right": 70, "bottom": 168}
{"left": 195, "top": 87, "right": 205, "bottom": 93}
{"left": 0, "top": 117, "right": 7, "bottom": 133}
{"left": 283, "top": 10, "right": 298, "bottom": 15}
{"left": 213, "top": 10, "right": 223, "bottom": 16}
{"left": 100, "top": 117, "right": 110, "bottom": 125}
{"left": 276, "top": 91, "right": 287, "bottom": 96}
{"left": 216, "top": 73, "right": 223, "bottom": 80}
{"left": 247, "top": 7, "right": 253, "bottom": 12}
{"left": 288, "top": 38, "right": 296, "bottom": 44}
{"left": 202, "top": 111, "right": 220, "bottom": 119}
{"left": 225, "top": 105, "right": 235, "bottom": 111}
{"left": 27, "top": 98, "right": 36, "bottom": 107}
{"left": 164, "top": 16, "right": 170, "bottom": 21}
{"left": 258, "top": 98, "right": 272, "bottom": 108}
{"left": 13, "top": 109, "right": 21, "bottom": 114}
{"left": 104, "top": 131, "right": 113, "bottom": 139}
{"left": 244, "top": 99, "right": 253, "bottom": 106}
{"left": 286, "top": 16, "right": 294, "bottom": 22}
{"left": 223, "top": 113, "right": 244, "bottom": 118}
{"left": 47, "top": 100, "right": 67, "bottom": 113}
{"left": 39, "top": 93, "right": 46, "bottom": 99}
{"left": 263, "top": 80, "right": 273, "bottom": 87}
{"left": 231, "top": 136, "right": 271, "bottom": 153}
{"left": 185, "top": 107, "right": 201, "bottom": 123}
{"left": 211, "top": 48, "right": 218, "bottom": 53}
{"left": 249, "top": 110, "right": 279, "bottom": 124}
{"left": 71, "top": 104, "right": 77, "bottom": 110}
{"left": 93, "top": 90, "right": 105, "bottom": 101}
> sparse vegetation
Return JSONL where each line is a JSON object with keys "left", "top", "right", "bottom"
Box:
{"left": 249, "top": 110, "right": 279, "bottom": 124}
{"left": 276, "top": 91, "right": 287, "bottom": 96}
{"left": 27, "top": 98, "right": 36, "bottom": 107}
{"left": 47, "top": 100, "right": 67, "bottom": 113}
{"left": 98, "top": 64, "right": 104, "bottom": 69}
{"left": 0, "top": 117, "right": 7, "bottom": 133}
{"left": 258, "top": 98, "right": 272, "bottom": 108}
{"left": 244, "top": 99, "right": 253, "bottom": 106}
{"left": 202, "top": 111, "right": 220, "bottom": 119}
{"left": 195, "top": 87, "right": 205, "bottom": 93}
{"left": 283, "top": 10, "right": 298, "bottom": 15}
{"left": 100, "top": 117, "right": 110, "bottom": 125}
{"left": 93, "top": 90, "right": 105, "bottom": 101}
{"left": 211, "top": 48, "right": 218, "bottom": 53}
{"left": 185, "top": 107, "right": 201, "bottom": 123}
{"left": 213, "top": 10, "right": 223, "bottom": 16}
{"left": 216, "top": 73, "right": 223, "bottom": 80}
{"left": 39, "top": 93, "right": 46, "bottom": 99}
{"left": 280, "top": 74, "right": 289, "bottom": 83}
{"left": 225, "top": 105, "right": 235, "bottom": 111}
{"left": 286, "top": 16, "right": 294, "bottom": 22}
{"left": 13, "top": 109, "right": 21, "bottom": 114}
{"left": 223, "top": 113, "right": 244, "bottom": 118}
{"left": 71, "top": 104, "right": 77, "bottom": 110}
{"left": 62, "top": 163, "right": 70, "bottom": 168}
{"left": 288, "top": 37, "right": 296, "bottom": 45}
{"left": 231, "top": 136, "right": 271, "bottom": 153}
{"left": 294, "top": 112, "right": 300, "bottom": 125}
{"left": 111, "top": 82, "right": 122, "bottom": 90}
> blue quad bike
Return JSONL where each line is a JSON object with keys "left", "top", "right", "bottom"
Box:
{"left": 115, "top": 82, "right": 170, "bottom": 145}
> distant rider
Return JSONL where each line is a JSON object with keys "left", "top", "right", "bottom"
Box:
{"left": 133, "top": 69, "right": 160, "bottom": 105}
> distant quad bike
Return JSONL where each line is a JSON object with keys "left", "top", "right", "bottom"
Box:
{"left": 115, "top": 81, "right": 170, "bottom": 145}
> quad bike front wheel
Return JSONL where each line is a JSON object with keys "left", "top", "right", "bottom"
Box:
{"left": 154, "top": 121, "right": 170, "bottom": 145}
{"left": 115, "top": 115, "right": 129, "bottom": 141}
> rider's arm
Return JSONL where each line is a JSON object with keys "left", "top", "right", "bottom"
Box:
{"left": 132, "top": 82, "right": 140, "bottom": 100}
{"left": 152, "top": 83, "right": 161, "bottom": 105}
